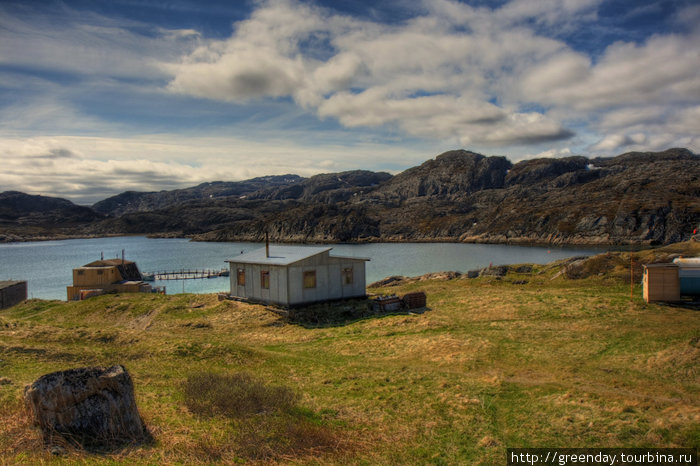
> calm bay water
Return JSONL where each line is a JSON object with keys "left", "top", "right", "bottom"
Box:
{"left": 0, "top": 236, "right": 603, "bottom": 300}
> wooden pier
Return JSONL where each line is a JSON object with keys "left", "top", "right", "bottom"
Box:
{"left": 143, "top": 268, "right": 229, "bottom": 281}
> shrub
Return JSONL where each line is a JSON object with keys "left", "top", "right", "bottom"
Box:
{"left": 183, "top": 372, "right": 298, "bottom": 418}
{"left": 236, "top": 411, "right": 340, "bottom": 460}
{"left": 183, "top": 372, "right": 344, "bottom": 461}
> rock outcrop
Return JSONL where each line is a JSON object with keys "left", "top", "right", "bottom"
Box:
{"left": 24, "top": 365, "right": 149, "bottom": 450}
{"left": 377, "top": 150, "right": 511, "bottom": 200}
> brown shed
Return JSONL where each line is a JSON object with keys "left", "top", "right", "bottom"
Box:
{"left": 642, "top": 264, "right": 680, "bottom": 303}
{"left": 67, "top": 258, "right": 153, "bottom": 301}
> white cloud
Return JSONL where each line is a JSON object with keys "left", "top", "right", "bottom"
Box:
{"left": 0, "top": 95, "right": 107, "bottom": 134}
{"left": 167, "top": 50, "right": 306, "bottom": 101}
{"left": 0, "top": 134, "right": 428, "bottom": 204}
{"left": 0, "top": 5, "right": 197, "bottom": 81}
{"left": 530, "top": 147, "right": 574, "bottom": 159}
{"left": 495, "top": 0, "right": 601, "bottom": 28}
{"left": 590, "top": 133, "right": 646, "bottom": 152}
{"left": 166, "top": 0, "right": 326, "bottom": 101}
{"left": 590, "top": 104, "right": 700, "bottom": 154}
{"left": 598, "top": 106, "right": 667, "bottom": 129}
{"left": 520, "top": 34, "right": 700, "bottom": 111}
{"left": 165, "top": 0, "right": 584, "bottom": 146}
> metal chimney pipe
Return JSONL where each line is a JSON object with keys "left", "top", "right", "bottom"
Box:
{"left": 265, "top": 232, "right": 270, "bottom": 258}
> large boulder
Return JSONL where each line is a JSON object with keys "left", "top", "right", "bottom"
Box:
{"left": 24, "top": 365, "right": 149, "bottom": 450}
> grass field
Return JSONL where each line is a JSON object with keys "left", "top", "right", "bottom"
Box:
{"left": 1, "top": 243, "right": 698, "bottom": 464}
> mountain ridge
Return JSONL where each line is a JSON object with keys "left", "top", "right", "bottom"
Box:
{"left": 1, "top": 148, "right": 698, "bottom": 246}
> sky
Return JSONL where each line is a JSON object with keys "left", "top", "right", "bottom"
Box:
{"left": 1, "top": 0, "right": 698, "bottom": 204}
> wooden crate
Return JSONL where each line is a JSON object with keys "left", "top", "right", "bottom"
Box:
{"left": 402, "top": 291, "right": 427, "bottom": 309}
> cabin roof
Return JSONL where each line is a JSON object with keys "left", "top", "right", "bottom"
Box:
{"left": 83, "top": 259, "right": 136, "bottom": 267}
{"left": 79, "top": 259, "right": 144, "bottom": 281}
{"left": 227, "top": 245, "right": 369, "bottom": 266}
{"left": 0, "top": 280, "right": 25, "bottom": 290}
{"left": 227, "top": 246, "right": 333, "bottom": 266}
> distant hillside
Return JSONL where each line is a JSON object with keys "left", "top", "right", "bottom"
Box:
{"left": 247, "top": 170, "right": 392, "bottom": 203}
{"left": 1, "top": 148, "right": 698, "bottom": 245}
{"left": 0, "top": 191, "right": 106, "bottom": 242}
{"left": 92, "top": 175, "right": 304, "bottom": 216}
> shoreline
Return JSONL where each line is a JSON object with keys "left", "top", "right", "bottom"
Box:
{"left": 0, "top": 231, "right": 669, "bottom": 249}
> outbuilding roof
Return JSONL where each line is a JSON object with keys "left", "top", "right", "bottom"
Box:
{"left": 84, "top": 259, "right": 136, "bottom": 267}
{"left": 227, "top": 245, "right": 368, "bottom": 266}
{"left": 0, "top": 280, "right": 25, "bottom": 290}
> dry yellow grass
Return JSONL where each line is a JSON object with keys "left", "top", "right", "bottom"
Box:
{"left": 0, "top": 244, "right": 699, "bottom": 463}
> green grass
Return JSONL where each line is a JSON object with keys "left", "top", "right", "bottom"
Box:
{"left": 1, "top": 243, "right": 699, "bottom": 464}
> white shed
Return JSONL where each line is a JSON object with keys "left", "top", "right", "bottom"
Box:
{"left": 226, "top": 245, "right": 369, "bottom": 307}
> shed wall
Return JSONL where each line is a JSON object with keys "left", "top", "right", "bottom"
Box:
{"left": 0, "top": 281, "right": 27, "bottom": 309}
{"left": 228, "top": 254, "right": 367, "bottom": 306}
{"left": 73, "top": 267, "right": 121, "bottom": 286}
{"left": 643, "top": 266, "right": 680, "bottom": 303}
{"left": 229, "top": 263, "right": 290, "bottom": 306}
{"left": 288, "top": 257, "right": 366, "bottom": 305}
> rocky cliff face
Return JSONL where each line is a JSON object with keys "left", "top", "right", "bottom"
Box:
{"left": 360, "top": 148, "right": 698, "bottom": 245}
{"left": 377, "top": 150, "right": 511, "bottom": 200}
{"left": 2, "top": 148, "right": 698, "bottom": 246}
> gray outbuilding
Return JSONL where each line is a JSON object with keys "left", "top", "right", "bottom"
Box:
{"left": 226, "top": 245, "right": 369, "bottom": 307}
{"left": 0, "top": 280, "right": 27, "bottom": 309}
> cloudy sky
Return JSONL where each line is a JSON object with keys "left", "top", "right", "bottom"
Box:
{"left": 1, "top": 0, "right": 698, "bottom": 204}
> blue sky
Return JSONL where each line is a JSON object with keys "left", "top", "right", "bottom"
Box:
{"left": 1, "top": 0, "right": 698, "bottom": 204}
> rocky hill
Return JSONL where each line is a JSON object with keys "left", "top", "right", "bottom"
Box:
{"left": 0, "top": 191, "right": 106, "bottom": 242}
{"left": 92, "top": 175, "right": 304, "bottom": 216}
{"left": 247, "top": 170, "right": 392, "bottom": 203}
{"left": 1, "top": 148, "right": 698, "bottom": 245}
{"left": 376, "top": 151, "right": 512, "bottom": 201}
{"left": 184, "top": 148, "right": 699, "bottom": 245}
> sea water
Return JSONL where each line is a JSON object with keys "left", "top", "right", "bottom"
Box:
{"left": 0, "top": 236, "right": 603, "bottom": 300}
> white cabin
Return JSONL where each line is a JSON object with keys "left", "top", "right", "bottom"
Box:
{"left": 226, "top": 245, "right": 369, "bottom": 307}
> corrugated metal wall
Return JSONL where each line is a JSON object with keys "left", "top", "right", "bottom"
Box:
{"left": 229, "top": 255, "right": 367, "bottom": 306}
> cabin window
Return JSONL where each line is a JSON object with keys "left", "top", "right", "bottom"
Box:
{"left": 77, "top": 270, "right": 84, "bottom": 276}
{"left": 261, "top": 270, "right": 270, "bottom": 289}
{"left": 303, "top": 270, "right": 316, "bottom": 289}
{"left": 97, "top": 270, "right": 103, "bottom": 275}
{"left": 237, "top": 268, "right": 245, "bottom": 286}
{"left": 342, "top": 267, "right": 353, "bottom": 285}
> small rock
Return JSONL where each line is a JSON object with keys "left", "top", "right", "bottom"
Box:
{"left": 49, "top": 445, "right": 66, "bottom": 456}
{"left": 481, "top": 265, "right": 508, "bottom": 277}
{"left": 368, "top": 276, "right": 407, "bottom": 287}
{"left": 418, "top": 271, "right": 461, "bottom": 281}
{"left": 0, "top": 377, "right": 12, "bottom": 385}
